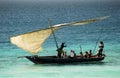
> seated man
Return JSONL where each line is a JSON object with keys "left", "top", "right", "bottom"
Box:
{"left": 69, "top": 50, "right": 76, "bottom": 58}
{"left": 80, "top": 52, "right": 84, "bottom": 58}
{"left": 88, "top": 50, "right": 92, "bottom": 58}
{"left": 84, "top": 51, "right": 89, "bottom": 58}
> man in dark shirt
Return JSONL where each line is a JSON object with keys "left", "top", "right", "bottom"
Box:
{"left": 57, "top": 42, "right": 67, "bottom": 58}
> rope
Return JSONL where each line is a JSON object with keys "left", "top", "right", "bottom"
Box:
{"left": 93, "top": 28, "right": 103, "bottom": 54}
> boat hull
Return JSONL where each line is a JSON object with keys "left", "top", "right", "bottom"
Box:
{"left": 25, "top": 55, "right": 105, "bottom": 64}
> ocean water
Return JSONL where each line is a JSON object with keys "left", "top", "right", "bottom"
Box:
{"left": 0, "top": 1, "right": 120, "bottom": 78}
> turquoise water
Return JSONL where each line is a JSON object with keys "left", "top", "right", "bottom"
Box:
{"left": 0, "top": 1, "right": 120, "bottom": 78}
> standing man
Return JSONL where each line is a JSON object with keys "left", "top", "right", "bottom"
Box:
{"left": 57, "top": 42, "right": 67, "bottom": 58}
{"left": 98, "top": 41, "right": 104, "bottom": 57}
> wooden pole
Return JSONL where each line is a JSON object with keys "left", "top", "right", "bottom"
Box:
{"left": 48, "top": 18, "right": 59, "bottom": 49}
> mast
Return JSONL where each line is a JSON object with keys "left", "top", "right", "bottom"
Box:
{"left": 48, "top": 18, "right": 59, "bottom": 50}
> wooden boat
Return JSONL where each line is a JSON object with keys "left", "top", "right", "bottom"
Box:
{"left": 25, "top": 55, "right": 105, "bottom": 64}
{"left": 10, "top": 16, "right": 109, "bottom": 64}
